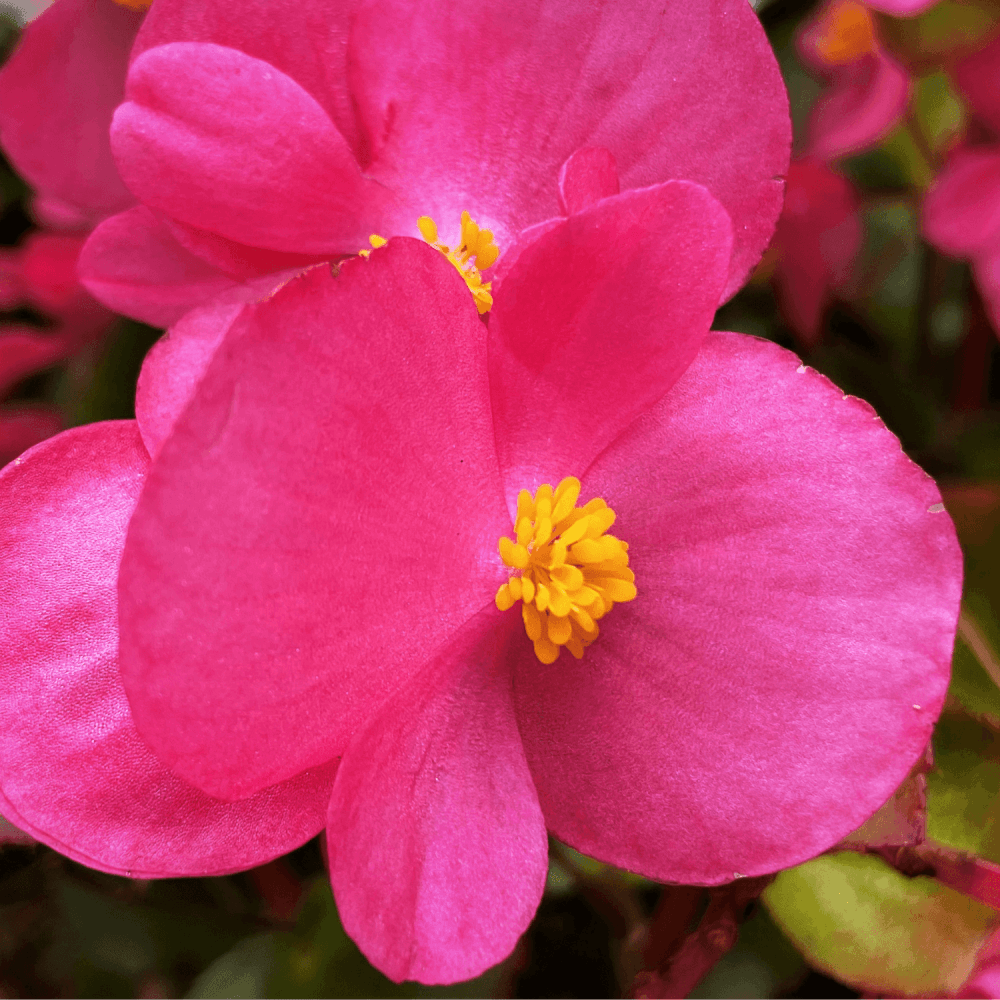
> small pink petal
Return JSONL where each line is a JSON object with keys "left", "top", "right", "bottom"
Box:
{"left": 118, "top": 242, "right": 509, "bottom": 801}
{"left": 955, "top": 32, "right": 1000, "bottom": 133}
{"left": 923, "top": 145, "right": 1000, "bottom": 257}
{"left": 772, "top": 159, "right": 862, "bottom": 346}
{"left": 328, "top": 606, "right": 547, "bottom": 985}
{"left": 0, "top": 422, "right": 337, "bottom": 876}
{"left": 515, "top": 332, "right": 960, "bottom": 885}
{"left": 865, "top": 0, "right": 937, "bottom": 12}
{"left": 808, "top": 51, "right": 911, "bottom": 160}
{"left": 79, "top": 206, "right": 238, "bottom": 327}
{"left": 558, "top": 147, "right": 620, "bottom": 216}
{"left": 0, "top": 328, "right": 70, "bottom": 396}
{"left": 133, "top": 0, "right": 365, "bottom": 161}
{"left": 0, "top": 0, "right": 140, "bottom": 222}
{"left": 113, "top": 42, "right": 397, "bottom": 255}
{"left": 489, "top": 180, "right": 731, "bottom": 500}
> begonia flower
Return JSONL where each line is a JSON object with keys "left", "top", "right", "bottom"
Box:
{"left": 1, "top": 165, "right": 961, "bottom": 983}
{"left": 78, "top": 0, "right": 790, "bottom": 328}
{"left": 798, "top": 0, "right": 912, "bottom": 160}
{"left": 770, "top": 158, "right": 863, "bottom": 347}
{"left": 922, "top": 30, "right": 1000, "bottom": 335}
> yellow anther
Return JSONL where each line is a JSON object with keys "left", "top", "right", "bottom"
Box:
{"left": 417, "top": 211, "right": 500, "bottom": 315}
{"left": 113, "top": 0, "right": 152, "bottom": 8}
{"left": 369, "top": 234, "right": 387, "bottom": 248}
{"left": 814, "top": 0, "right": 876, "bottom": 64}
{"left": 495, "top": 476, "right": 636, "bottom": 663}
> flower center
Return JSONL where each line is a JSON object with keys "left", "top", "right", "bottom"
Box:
{"left": 495, "top": 477, "right": 637, "bottom": 664}
{"left": 815, "top": 1, "right": 877, "bottom": 64}
{"left": 363, "top": 212, "right": 500, "bottom": 314}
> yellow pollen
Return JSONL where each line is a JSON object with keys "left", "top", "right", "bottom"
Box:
{"left": 360, "top": 213, "right": 499, "bottom": 312}
{"left": 495, "top": 477, "right": 637, "bottom": 664}
{"left": 814, "top": 1, "right": 877, "bottom": 64}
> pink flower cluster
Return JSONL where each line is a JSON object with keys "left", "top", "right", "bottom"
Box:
{"left": 0, "top": 0, "right": 962, "bottom": 984}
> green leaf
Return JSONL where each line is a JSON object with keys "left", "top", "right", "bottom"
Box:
{"left": 763, "top": 852, "right": 999, "bottom": 996}
{"left": 926, "top": 714, "right": 1000, "bottom": 866}
{"left": 914, "top": 71, "right": 967, "bottom": 156}
{"left": 186, "top": 933, "right": 275, "bottom": 999}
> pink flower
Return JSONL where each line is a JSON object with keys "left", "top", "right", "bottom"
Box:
{"left": 798, "top": 0, "right": 912, "bottom": 160}
{"left": 77, "top": 0, "right": 790, "bottom": 328}
{"left": 0, "top": 0, "right": 147, "bottom": 230}
{"left": 922, "top": 31, "right": 1000, "bottom": 335}
{"left": 770, "top": 158, "right": 863, "bottom": 347}
{"left": 0, "top": 166, "right": 961, "bottom": 982}
{"left": 0, "top": 231, "right": 115, "bottom": 465}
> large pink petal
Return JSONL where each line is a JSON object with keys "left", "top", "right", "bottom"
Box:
{"left": 772, "top": 159, "right": 862, "bottom": 346}
{"left": 0, "top": 0, "right": 139, "bottom": 222}
{"left": 133, "top": 0, "right": 365, "bottom": 162}
{"left": 79, "top": 206, "right": 238, "bottom": 327}
{"left": 135, "top": 300, "right": 246, "bottom": 460}
{"left": 118, "top": 242, "right": 510, "bottom": 801}
{"left": 0, "top": 405, "right": 62, "bottom": 466}
{"left": 489, "top": 181, "right": 731, "bottom": 501}
{"left": 514, "top": 331, "right": 961, "bottom": 885}
{"left": 113, "top": 43, "right": 398, "bottom": 255}
{"left": 923, "top": 146, "right": 1000, "bottom": 257}
{"left": 955, "top": 31, "right": 1000, "bottom": 133}
{"left": 808, "top": 51, "right": 911, "bottom": 161}
{"left": 0, "top": 422, "right": 337, "bottom": 877}
{"left": 328, "top": 606, "right": 547, "bottom": 985}
{"left": 349, "top": 0, "right": 788, "bottom": 300}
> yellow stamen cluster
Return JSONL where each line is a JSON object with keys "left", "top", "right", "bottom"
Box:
{"left": 359, "top": 213, "right": 499, "bottom": 313}
{"left": 417, "top": 212, "right": 499, "bottom": 314}
{"left": 815, "top": 0, "right": 876, "bottom": 64}
{"left": 495, "top": 477, "right": 637, "bottom": 664}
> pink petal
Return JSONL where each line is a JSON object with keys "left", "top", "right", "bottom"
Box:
{"left": 955, "top": 31, "right": 1000, "bottom": 132}
{"left": 973, "top": 248, "right": 1000, "bottom": 338}
{"left": 0, "top": 0, "right": 139, "bottom": 223}
{"left": 558, "top": 147, "right": 620, "bottom": 216}
{"left": 772, "top": 159, "right": 862, "bottom": 346}
{"left": 348, "top": 0, "right": 788, "bottom": 300}
{"left": 923, "top": 145, "right": 1000, "bottom": 257}
{"left": 118, "top": 242, "right": 510, "bottom": 801}
{"left": 489, "top": 180, "right": 731, "bottom": 499}
{"left": 79, "top": 206, "right": 238, "bottom": 327}
{"left": 514, "top": 331, "right": 961, "bottom": 885}
{"left": 0, "top": 328, "right": 70, "bottom": 396}
{"left": 808, "top": 51, "right": 911, "bottom": 161}
{"left": 135, "top": 299, "right": 246, "bottom": 459}
{"left": 0, "top": 422, "right": 337, "bottom": 876}
{"left": 113, "top": 42, "right": 397, "bottom": 255}
{"left": 0, "top": 405, "right": 62, "bottom": 466}
{"left": 865, "top": 0, "right": 937, "bottom": 11}
{"left": 133, "top": 0, "right": 365, "bottom": 162}
{"left": 328, "top": 607, "right": 547, "bottom": 985}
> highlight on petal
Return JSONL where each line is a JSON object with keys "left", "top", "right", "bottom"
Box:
{"left": 328, "top": 606, "right": 547, "bottom": 985}
{"left": 0, "top": 0, "right": 140, "bottom": 222}
{"left": 348, "top": 0, "right": 788, "bottom": 299}
{"left": 489, "top": 180, "right": 731, "bottom": 500}
{"left": 0, "top": 422, "right": 337, "bottom": 876}
{"left": 118, "top": 241, "right": 509, "bottom": 801}
{"left": 514, "top": 331, "right": 961, "bottom": 885}
{"left": 79, "top": 206, "right": 238, "bottom": 327}
{"left": 113, "top": 42, "right": 396, "bottom": 255}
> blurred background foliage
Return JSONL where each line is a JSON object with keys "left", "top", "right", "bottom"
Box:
{"left": 3, "top": 0, "right": 1000, "bottom": 995}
